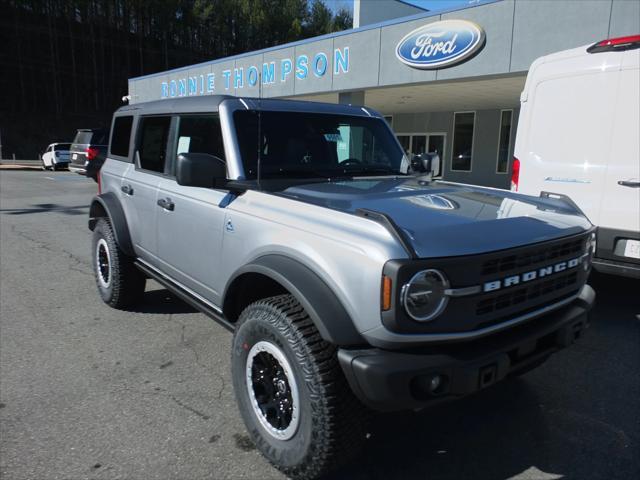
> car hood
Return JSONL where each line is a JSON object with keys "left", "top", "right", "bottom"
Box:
{"left": 278, "top": 177, "right": 592, "bottom": 258}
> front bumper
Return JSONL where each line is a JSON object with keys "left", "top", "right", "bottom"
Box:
{"left": 338, "top": 284, "right": 594, "bottom": 411}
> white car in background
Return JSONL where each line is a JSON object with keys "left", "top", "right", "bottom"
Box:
{"left": 513, "top": 34, "right": 640, "bottom": 278}
{"left": 41, "top": 143, "right": 71, "bottom": 171}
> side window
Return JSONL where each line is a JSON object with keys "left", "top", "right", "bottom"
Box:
{"left": 137, "top": 116, "right": 171, "bottom": 173}
{"left": 110, "top": 116, "right": 133, "bottom": 159}
{"left": 175, "top": 115, "right": 225, "bottom": 160}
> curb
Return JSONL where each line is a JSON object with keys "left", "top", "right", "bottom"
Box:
{"left": 0, "top": 165, "right": 43, "bottom": 171}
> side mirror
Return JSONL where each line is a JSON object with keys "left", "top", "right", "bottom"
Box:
{"left": 176, "top": 152, "right": 226, "bottom": 188}
{"left": 410, "top": 153, "right": 440, "bottom": 176}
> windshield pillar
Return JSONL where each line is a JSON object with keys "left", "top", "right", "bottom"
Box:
{"left": 219, "top": 100, "right": 246, "bottom": 180}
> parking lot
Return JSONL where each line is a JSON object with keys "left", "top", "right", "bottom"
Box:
{"left": 0, "top": 169, "right": 638, "bottom": 480}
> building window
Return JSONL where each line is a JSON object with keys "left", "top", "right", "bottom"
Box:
{"left": 452, "top": 112, "right": 475, "bottom": 172}
{"left": 496, "top": 110, "right": 512, "bottom": 173}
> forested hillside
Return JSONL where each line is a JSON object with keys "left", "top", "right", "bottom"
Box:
{"left": 0, "top": 0, "right": 351, "bottom": 158}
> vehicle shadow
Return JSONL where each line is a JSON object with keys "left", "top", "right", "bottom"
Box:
{"left": 128, "top": 288, "right": 197, "bottom": 315}
{"left": 125, "top": 273, "right": 639, "bottom": 479}
{"left": 0, "top": 203, "right": 89, "bottom": 216}
{"left": 333, "top": 380, "right": 555, "bottom": 480}
{"left": 330, "top": 272, "right": 639, "bottom": 480}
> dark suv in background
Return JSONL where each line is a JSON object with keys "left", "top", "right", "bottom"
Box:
{"left": 69, "top": 128, "right": 108, "bottom": 180}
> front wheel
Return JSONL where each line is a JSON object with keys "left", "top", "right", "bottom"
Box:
{"left": 231, "top": 294, "right": 368, "bottom": 479}
{"left": 92, "top": 218, "right": 145, "bottom": 308}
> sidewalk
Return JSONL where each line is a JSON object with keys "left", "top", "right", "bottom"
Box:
{"left": 0, "top": 160, "right": 41, "bottom": 170}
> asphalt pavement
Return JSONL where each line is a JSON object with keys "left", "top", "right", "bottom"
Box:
{"left": 1, "top": 169, "right": 638, "bottom": 480}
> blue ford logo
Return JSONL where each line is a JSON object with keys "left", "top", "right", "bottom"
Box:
{"left": 396, "top": 20, "right": 485, "bottom": 70}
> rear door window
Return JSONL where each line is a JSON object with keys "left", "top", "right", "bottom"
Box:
{"left": 110, "top": 116, "right": 134, "bottom": 159}
{"left": 73, "top": 131, "right": 92, "bottom": 145}
{"left": 137, "top": 116, "right": 172, "bottom": 174}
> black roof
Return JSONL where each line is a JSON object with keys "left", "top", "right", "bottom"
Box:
{"left": 115, "top": 95, "right": 380, "bottom": 118}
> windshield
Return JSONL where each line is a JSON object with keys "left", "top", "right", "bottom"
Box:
{"left": 234, "top": 110, "right": 408, "bottom": 180}
{"left": 54, "top": 143, "right": 71, "bottom": 151}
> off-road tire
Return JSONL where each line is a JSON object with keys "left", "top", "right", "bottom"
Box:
{"left": 92, "top": 218, "right": 145, "bottom": 308}
{"left": 231, "top": 294, "right": 369, "bottom": 480}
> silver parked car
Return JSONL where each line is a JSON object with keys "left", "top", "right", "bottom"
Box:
{"left": 88, "top": 96, "right": 596, "bottom": 479}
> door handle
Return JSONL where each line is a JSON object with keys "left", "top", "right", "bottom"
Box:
{"left": 121, "top": 184, "right": 134, "bottom": 195}
{"left": 618, "top": 180, "right": 640, "bottom": 188}
{"left": 157, "top": 198, "right": 175, "bottom": 211}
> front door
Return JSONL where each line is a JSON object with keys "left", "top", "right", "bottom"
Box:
{"left": 155, "top": 114, "right": 228, "bottom": 304}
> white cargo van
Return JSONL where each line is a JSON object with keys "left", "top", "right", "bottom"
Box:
{"left": 513, "top": 35, "right": 640, "bottom": 278}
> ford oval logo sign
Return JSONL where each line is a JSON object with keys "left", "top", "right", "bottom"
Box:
{"left": 396, "top": 20, "right": 485, "bottom": 70}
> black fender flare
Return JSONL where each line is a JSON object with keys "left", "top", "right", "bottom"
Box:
{"left": 224, "top": 255, "right": 365, "bottom": 346}
{"left": 88, "top": 192, "right": 135, "bottom": 257}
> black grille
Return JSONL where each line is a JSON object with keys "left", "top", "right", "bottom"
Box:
{"left": 476, "top": 271, "right": 579, "bottom": 316}
{"left": 381, "top": 231, "right": 592, "bottom": 335}
{"left": 481, "top": 237, "right": 584, "bottom": 276}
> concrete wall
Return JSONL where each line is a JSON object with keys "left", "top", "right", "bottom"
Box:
{"left": 354, "top": 0, "right": 427, "bottom": 28}
{"left": 391, "top": 106, "right": 520, "bottom": 189}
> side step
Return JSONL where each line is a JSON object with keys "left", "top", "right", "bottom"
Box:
{"left": 134, "top": 260, "right": 234, "bottom": 332}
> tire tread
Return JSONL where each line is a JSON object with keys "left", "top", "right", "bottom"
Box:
{"left": 236, "top": 294, "right": 369, "bottom": 480}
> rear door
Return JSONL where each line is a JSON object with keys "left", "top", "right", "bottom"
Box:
{"left": 517, "top": 52, "right": 622, "bottom": 225}
{"left": 121, "top": 115, "right": 172, "bottom": 263}
{"left": 155, "top": 114, "right": 228, "bottom": 304}
{"left": 598, "top": 49, "right": 640, "bottom": 262}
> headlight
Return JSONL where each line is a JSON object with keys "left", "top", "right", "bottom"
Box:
{"left": 401, "top": 269, "right": 449, "bottom": 321}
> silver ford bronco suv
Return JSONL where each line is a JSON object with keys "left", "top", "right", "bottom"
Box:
{"left": 89, "top": 96, "right": 595, "bottom": 479}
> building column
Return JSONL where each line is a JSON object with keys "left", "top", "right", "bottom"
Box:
{"left": 338, "top": 91, "right": 365, "bottom": 106}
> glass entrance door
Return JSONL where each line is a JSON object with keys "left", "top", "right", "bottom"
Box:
{"left": 396, "top": 134, "right": 427, "bottom": 155}
{"left": 427, "top": 133, "right": 445, "bottom": 177}
{"left": 396, "top": 133, "right": 445, "bottom": 177}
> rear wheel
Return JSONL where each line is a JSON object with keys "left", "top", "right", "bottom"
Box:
{"left": 92, "top": 218, "right": 145, "bottom": 308}
{"left": 231, "top": 294, "right": 368, "bottom": 479}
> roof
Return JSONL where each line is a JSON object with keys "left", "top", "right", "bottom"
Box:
{"left": 116, "top": 95, "right": 381, "bottom": 118}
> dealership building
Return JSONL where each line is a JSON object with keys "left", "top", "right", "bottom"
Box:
{"left": 128, "top": 0, "right": 639, "bottom": 189}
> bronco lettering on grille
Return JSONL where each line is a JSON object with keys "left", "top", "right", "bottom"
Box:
{"left": 483, "top": 256, "right": 583, "bottom": 293}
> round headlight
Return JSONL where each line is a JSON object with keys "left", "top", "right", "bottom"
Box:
{"left": 401, "top": 269, "right": 449, "bottom": 322}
